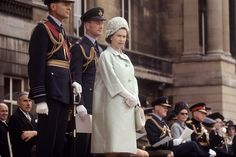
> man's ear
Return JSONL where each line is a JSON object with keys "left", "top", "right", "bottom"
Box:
{"left": 50, "top": 3, "right": 57, "bottom": 11}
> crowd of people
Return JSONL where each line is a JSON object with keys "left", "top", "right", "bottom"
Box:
{"left": 141, "top": 97, "right": 236, "bottom": 157}
{"left": 1, "top": 0, "right": 236, "bottom": 157}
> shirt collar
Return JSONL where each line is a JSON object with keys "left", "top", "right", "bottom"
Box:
{"left": 152, "top": 113, "right": 163, "bottom": 121}
{"left": 19, "top": 108, "right": 29, "bottom": 116}
{"left": 49, "top": 15, "right": 62, "bottom": 27}
{"left": 85, "top": 34, "right": 96, "bottom": 45}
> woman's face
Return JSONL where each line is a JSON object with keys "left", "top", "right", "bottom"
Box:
{"left": 110, "top": 28, "right": 127, "bottom": 51}
{"left": 176, "top": 109, "right": 189, "bottom": 123}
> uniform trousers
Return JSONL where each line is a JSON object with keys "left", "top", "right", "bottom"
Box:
{"left": 36, "top": 99, "right": 69, "bottom": 157}
{"left": 75, "top": 133, "right": 93, "bottom": 157}
{"left": 173, "top": 141, "right": 208, "bottom": 157}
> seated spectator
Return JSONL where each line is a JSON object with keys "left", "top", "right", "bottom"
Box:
{"left": 0, "top": 103, "right": 11, "bottom": 157}
{"left": 171, "top": 101, "right": 191, "bottom": 141}
{"left": 8, "top": 92, "right": 37, "bottom": 157}
{"left": 208, "top": 112, "right": 233, "bottom": 157}
{"left": 186, "top": 102, "right": 211, "bottom": 155}
{"left": 225, "top": 120, "right": 236, "bottom": 154}
{"left": 145, "top": 97, "right": 208, "bottom": 157}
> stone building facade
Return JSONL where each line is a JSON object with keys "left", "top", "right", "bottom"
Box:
{"left": 0, "top": 0, "right": 236, "bottom": 120}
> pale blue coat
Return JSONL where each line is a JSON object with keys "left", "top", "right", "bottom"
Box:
{"left": 91, "top": 46, "right": 139, "bottom": 154}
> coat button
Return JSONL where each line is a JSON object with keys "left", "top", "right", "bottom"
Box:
{"left": 89, "top": 88, "right": 92, "bottom": 91}
{"left": 125, "top": 64, "right": 129, "bottom": 67}
{"left": 128, "top": 79, "right": 132, "bottom": 82}
{"left": 51, "top": 72, "right": 54, "bottom": 75}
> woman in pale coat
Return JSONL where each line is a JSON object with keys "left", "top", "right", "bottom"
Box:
{"left": 91, "top": 17, "right": 148, "bottom": 157}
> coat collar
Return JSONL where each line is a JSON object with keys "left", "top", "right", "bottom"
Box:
{"left": 47, "top": 15, "right": 61, "bottom": 32}
{"left": 106, "top": 46, "right": 129, "bottom": 61}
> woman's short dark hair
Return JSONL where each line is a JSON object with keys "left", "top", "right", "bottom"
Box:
{"left": 105, "top": 35, "right": 112, "bottom": 44}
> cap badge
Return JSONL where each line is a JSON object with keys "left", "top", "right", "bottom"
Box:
{"left": 98, "top": 10, "right": 103, "bottom": 16}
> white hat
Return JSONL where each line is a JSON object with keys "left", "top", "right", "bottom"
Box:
{"left": 106, "top": 17, "right": 129, "bottom": 37}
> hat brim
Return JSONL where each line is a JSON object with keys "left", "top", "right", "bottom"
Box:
{"left": 90, "top": 16, "right": 106, "bottom": 21}
{"left": 198, "top": 109, "right": 207, "bottom": 114}
{"left": 161, "top": 103, "right": 172, "bottom": 108}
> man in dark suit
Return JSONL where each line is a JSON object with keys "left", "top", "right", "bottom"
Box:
{"left": 145, "top": 96, "right": 208, "bottom": 157}
{"left": 8, "top": 92, "right": 37, "bottom": 157}
{"left": 0, "top": 103, "right": 11, "bottom": 157}
{"left": 70, "top": 7, "right": 105, "bottom": 157}
{"left": 28, "top": 0, "right": 81, "bottom": 157}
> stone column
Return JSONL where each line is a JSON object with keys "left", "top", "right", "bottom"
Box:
{"left": 222, "top": 0, "right": 231, "bottom": 55}
{"left": 183, "top": 0, "right": 202, "bottom": 56}
{"left": 206, "top": 0, "right": 224, "bottom": 54}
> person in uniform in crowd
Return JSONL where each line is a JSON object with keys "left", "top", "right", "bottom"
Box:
{"left": 145, "top": 96, "right": 208, "bottom": 157}
{"left": 91, "top": 16, "right": 148, "bottom": 157}
{"left": 207, "top": 112, "right": 233, "bottom": 157}
{"left": 28, "top": 0, "right": 82, "bottom": 156}
{"left": 225, "top": 120, "right": 236, "bottom": 154}
{"left": 0, "top": 103, "right": 10, "bottom": 157}
{"left": 171, "top": 101, "right": 191, "bottom": 141}
{"left": 8, "top": 92, "right": 37, "bottom": 157}
{"left": 186, "top": 102, "right": 216, "bottom": 156}
{"left": 206, "top": 106, "right": 212, "bottom": 116}
{"left": 202, "top": 117, "right": 216, "bottom": 134}
{"left": 70, "top": 7, "right": 105, "bottom": 157}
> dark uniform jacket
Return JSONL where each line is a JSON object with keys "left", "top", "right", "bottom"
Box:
{"left": 28, "top": 16, "right": 72, "bottom": 105}
{"left": 0, "top": 121, "right": 10, "bottom": 157}
{"left": 186, "top": 118, "right": 209, "bottom": 148}
{"left": 70, "top": 36, "right": 102, "bottom": 114}
{"left": 209, "top": 130, "right": 226, "bottom": 149}
{"left": 145, "top": 114, "right": 173, "bottom": 150}
{"left": 8, "top": 108, "right": 37, "bottom": 157}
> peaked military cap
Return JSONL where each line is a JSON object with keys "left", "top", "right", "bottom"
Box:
{"left": 202, "top": 117, "right": 216, "bottom": 128}
{"left": 189, "top": 102, "right": 207, "bottom": 114}
{"left": 43, "top": 0, "right": 74, "bottom": 5}
{"left": 81, "top": 7, "right": 106, "bottom": 22}
{"left": 151, "top": 96, "right": 171, "bottom": 108}
{"left": 207, "top": 112, "right": 224, "bottom": 121}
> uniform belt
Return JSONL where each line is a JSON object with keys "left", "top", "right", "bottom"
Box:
{"left": 47, "top": 59, "right": 69, "bottom": 69}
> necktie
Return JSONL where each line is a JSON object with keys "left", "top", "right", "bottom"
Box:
{"left": 60, "top": 25, "right": 66, "bottom": 38}
{"left": 26, "top": 113, "right": 31, "bottom": 122}
{"left": 94, "top": 41, "right": 100, "bottom": 57}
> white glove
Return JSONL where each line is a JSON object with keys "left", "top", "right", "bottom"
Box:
{"left": 36, "top": 102, "right": 48, "bottom": 115}
{"left": 76, "top": 105, "right": 87, "bottom": 121}
{"left": 72, "top": 82, "right": 82, "bottom": 96}
{"left": 173, "top": 138, "right": 183, "bottom": 146}
{"left": 209, "top": 149, "right": 216, "bottom": 157}
{"left": 119, "top": 89, "right": 138, "bottom": 108}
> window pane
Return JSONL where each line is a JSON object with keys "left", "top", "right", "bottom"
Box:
{"left": 13, "top": 79, "right": 22, "bottom": 100}
{"left": 4, "top": 77, "right": 10, "bottom": 100}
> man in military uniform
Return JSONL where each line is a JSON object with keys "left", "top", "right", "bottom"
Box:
{"left": 145, "top": 97, "right": 208, "bottom": 157}
{"left": 28, "top": 0, "right": 82, "bottom": 157}
{"left": 70, "top": 7, "right": 106, "bottom": 157}
{"left": 187, "top": 102, "right": 215, "bottom": 157}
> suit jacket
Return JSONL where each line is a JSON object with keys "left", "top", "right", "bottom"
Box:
{"left": 145, "top": 114, "right": 173, "bottom": 150}
{"left": 8, "top": 108, "right": 37, "bottom": 157}
{"left": 28, "top": 15, "right": 72, "bottom": 105}
{"left": 0, "top": 121, "right": 10, "bottom": 157}
{"left": 70, "top": 36, "right": 102, "bottom": 114}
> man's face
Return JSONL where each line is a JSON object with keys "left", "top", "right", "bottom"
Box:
{"left": 153, "top": 105, "right": 169, "bottom": 118}
{"left": 18, "top": 95, "right": 32, "bottom": 113}
{"left": 85, "top": 20, "right": 104, "bottom": 38}
{"left": 50, "top": 2, "right": 72, "bottom": 21}
{"left": 193, "top": 111, "right": 206, "bottom": 122}
{"left": 0, "top": 103, "right": 9, "bottom": 121}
